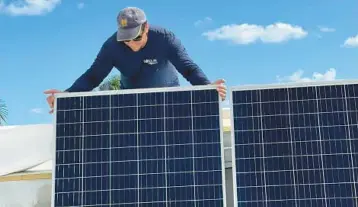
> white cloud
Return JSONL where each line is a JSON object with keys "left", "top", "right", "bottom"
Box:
{"left": 194, "top": 17, "right": 212, "bottom": 27}
{"left": 318, "top": 26, "right": 335, "bottom": 33}
{"left": 343, "top": 34, "right": 358, "bottom": 48}
{"left": 202, "top": 22, "right": 307, "bottom": 44}
{"left": 277, "top": 68, "right": 337, "bottom": 83}
{"left": 0, "top": 0, "right": 61, "bottom": 16}
{"left": 30, "top": 108, "right": 43, "bottom": 114}
{"left": 77, "top": 2, "right": 84, "bottom": 9}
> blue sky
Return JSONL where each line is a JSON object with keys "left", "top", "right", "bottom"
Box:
{"left": 0, "top": 0, "right": 357, "bottom": 125}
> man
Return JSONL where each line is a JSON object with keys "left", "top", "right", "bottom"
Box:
{"left": 45, "top": 7, "right": 226, "bottom": 113}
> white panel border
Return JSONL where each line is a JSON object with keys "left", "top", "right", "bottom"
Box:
{"left": 51, "top": 84, "right": 228, "bottom": 206}
{"left": 231, "top": 79, "right": 358, "bottom": 91}
{"left": 229, "top": 79, "right": 358, "bottom": 207}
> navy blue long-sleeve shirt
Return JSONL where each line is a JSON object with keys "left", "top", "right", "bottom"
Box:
{"left": 65, "top": 25, "right": 211, "bottom": 92}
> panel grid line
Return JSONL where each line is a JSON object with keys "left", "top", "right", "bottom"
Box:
{"left": 287, "top": 88, "right": 298, "bottom": 207}
{"left": 343, "top": 85, "right": 358, "bottom": 202}
{"left": 136, "top": 93, "right": 139, "bottom": 207}
{"left": 53, "top": 114, "right": 219, "bottom": 124}
{"left": 232, "top": 124, "right": 358, "bottom": 132}
{"left": 258, "top": 90, "right": 268, "bottom": 206}
{"left": 163, "top": 91, "right": 168, "bottom": 207}
{"left": 190, "top": 90, "right": 197, "bottom": 207}
{"left": 55, "top": 101, "right": 217, "bottom": 111}
{"left": 109, "top": 95, "right": 112, "bottom": 207}
{"left": 55, "top": 128, "right": 221, "bottom": 138}
{"left": 314, "top": 86, "right": 328, "bottom": 207}
{"left": 81, "top": 97, "right": 84, "bottom": 207}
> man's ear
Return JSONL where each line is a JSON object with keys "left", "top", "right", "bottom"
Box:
{"left": 144, "top": 23, "right": 149, "bottom": 32}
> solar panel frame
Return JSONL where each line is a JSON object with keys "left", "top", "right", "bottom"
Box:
{"left": 229, "top": 80, "right": 358, "bottom": 207}
{"left": 51, "top": 84, "right": 227, "bottom": 207}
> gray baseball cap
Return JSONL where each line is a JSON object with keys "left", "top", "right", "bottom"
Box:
{"left": 116, "top": 7, "right": 147, "bottom": 41}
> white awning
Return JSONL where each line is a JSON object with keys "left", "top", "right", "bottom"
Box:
{"left": 0, "top": 124, "right": 53, "bottom": 176}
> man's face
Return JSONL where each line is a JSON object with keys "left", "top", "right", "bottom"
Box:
{"left": 123, "top": 24, "right": 149, "bottom": 52}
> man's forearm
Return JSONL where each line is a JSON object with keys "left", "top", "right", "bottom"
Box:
{"left": 180, "top": 65, "right": 211, "bottom": 85}
{"left": 167, "top": 32, "right": 211, "bottom": 85}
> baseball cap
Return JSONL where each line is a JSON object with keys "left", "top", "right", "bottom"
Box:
{"left": 116, "top": 7, "right": 147, "bottom": 41}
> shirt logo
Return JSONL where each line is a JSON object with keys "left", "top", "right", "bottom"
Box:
{"left": 143, "top": 59, "right": 158, "bottom": 65}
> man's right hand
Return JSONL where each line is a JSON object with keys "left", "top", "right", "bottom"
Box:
{"left": 44, "top": 89, "right": 63, "bottom": 114}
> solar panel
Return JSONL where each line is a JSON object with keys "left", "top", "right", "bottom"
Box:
{"left": 52, "top": 85, "right": 227, "bottom": 207}
{"left": 230, "top": 81, "right": 358, "bottom": 207}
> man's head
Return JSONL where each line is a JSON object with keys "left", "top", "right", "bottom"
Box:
{"left": 116, "top": 7, "right": 149, "bottom": 52}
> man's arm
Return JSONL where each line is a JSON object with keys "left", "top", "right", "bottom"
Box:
{"left": 167, "top": 32, "right": 211, "bottom": 85}
{"left": 65, "top": 43, "right": 114, "bottom": 92}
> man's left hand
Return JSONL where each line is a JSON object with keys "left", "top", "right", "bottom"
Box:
{"left": 212, "top": 79, "right": 227, "bottom": 100}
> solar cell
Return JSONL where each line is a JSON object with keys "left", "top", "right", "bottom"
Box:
{"left": 230, "top": 81, "right": 358, "bottom": 207}
{"left": 52, "top": 85, "right": 227, "bottom": 207}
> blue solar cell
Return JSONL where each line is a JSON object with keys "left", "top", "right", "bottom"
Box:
{"left": 53, "top": 86, "right": 226, "bottom": 207}
{"left": 231, "top": 82, "right": 358, "bottom": 207}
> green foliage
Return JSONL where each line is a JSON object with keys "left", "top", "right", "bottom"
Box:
{"left": 0, "top": 99, "right": 8, "bottom": 125}
{"left": 98, "top": 75, "right": 121, "bottom": 91}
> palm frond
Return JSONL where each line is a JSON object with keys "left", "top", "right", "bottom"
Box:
{"left": 0, "top": 99, "right": 8, "bottom": 125}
